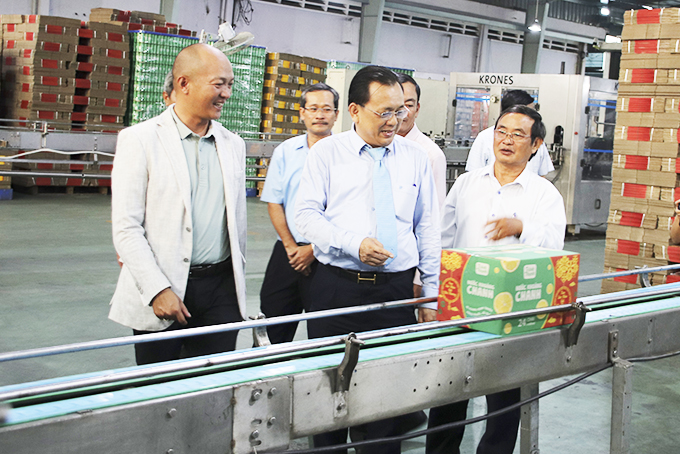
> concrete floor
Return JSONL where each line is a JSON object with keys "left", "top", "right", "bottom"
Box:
{"left": 1, "top": 193, "right": 679, "bottom": 453}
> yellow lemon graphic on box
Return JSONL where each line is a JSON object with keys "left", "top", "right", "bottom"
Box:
{"left": 536, "top": 299, "right": 549, "bottom": 319}
{"left": 500, "top": 259, "right": 520, "bottom": 273}
{"left": 546, "top": 283, "right": 554, "bottom": 294}
{"left": 493, "top": 292, "right": 513, "bottom": 314}
{"left": 503, "top": 323, "right": 512, "bottom": 334}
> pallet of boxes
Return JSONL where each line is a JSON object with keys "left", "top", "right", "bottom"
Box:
{"left": 0, "top": 15, "right": 82, "bottom": 192}
{"left": 259, "top": 52, "right": 326, "bottom": 195}
{"left": 603, "top": 7, "right": 680, "bottom": 292}
{"left": 0, "top": 15, "right": 80, "bottom": 130}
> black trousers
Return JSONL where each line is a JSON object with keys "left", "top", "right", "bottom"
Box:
{"left": 426, "top": 388, "right": 521, "bottom": 454}
{"left": 133, "top": 260, "right": 242, "bottom": 365}
{"left": 308, "top": 263, "right": 418, "bottom": 454}
{"left": 259, "top": 240, "right": 315, "bottom": 344}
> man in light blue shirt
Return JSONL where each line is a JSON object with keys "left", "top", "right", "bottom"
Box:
{"left": 295, "top": 66, "right": 440, "bottom": 454}
{"left": 259, "top": 83, "right": 339, "bottom": 343}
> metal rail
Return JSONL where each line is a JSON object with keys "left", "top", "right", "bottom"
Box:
{"left": 2, "top": 270, "right": 679, "bottom": 365}
{"left": 3, "top": 282, "right": 680, "bottom": 403}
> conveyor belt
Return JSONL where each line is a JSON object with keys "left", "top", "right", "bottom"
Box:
{"left": 2, "top": 286, "right": 680, "bottom": 454}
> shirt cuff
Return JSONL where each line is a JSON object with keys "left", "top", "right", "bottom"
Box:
{"left": 418, "top": 300, "right": 438, "bottom": 310}
{"left": 342, "top": 232, "right": 364, "bottom": 262}
{"left": 421, "top": 284, "right": 439, "bottom": 299}
{"left": 519, "top": 222, "right": 535, "bottom": 244}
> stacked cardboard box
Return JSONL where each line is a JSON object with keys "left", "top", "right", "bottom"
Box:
{"left": 0, "top": 15, "right": 81, "bottom": 130}
{"left": 71, "top": 21, "right": 130, "bottom": 132}
{"left": 261, "top": 52, "right": 326, "bottom": 137}
{"left": 603, "top": 7, "right": 680, "bottom": 293}
{"left": 89, "top": 8, "right": 193, "bottom": 37}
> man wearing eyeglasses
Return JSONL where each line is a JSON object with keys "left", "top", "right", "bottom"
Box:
{"left": 425, "top": 105, "right": 566, "bottom": 454}
{"left": 258, "top": 83, "right": 339, "bottom": 344}
{"left": 465, "top": 89, "right": 554, "bottom": 176}
{"left": 295, "top": 66, "right": 440, "bottom": 453}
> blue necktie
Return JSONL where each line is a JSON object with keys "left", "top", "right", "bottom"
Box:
{"left": 368, "top": 146, "right": 398, "bottom": 266}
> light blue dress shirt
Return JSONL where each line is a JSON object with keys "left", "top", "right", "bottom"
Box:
{"left": 295, "top": 129, "right": 442, "bottom": 298}
{"left": 170, "top": 107, "right": 230, "bottom": 265}
{"left": 260, "top": 134, "right": 309, "bottom": 244}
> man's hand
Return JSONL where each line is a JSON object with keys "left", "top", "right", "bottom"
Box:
{"left": 152, "top": 288, "right": 191, "bottom": 325}
{"left": 288, "top": 244, "right": 315, "bottom": 276}
{"left": 418, "top": 308, "right": 437, "bottom": 323}
{"left": 413, "top": 283, "right": 422, "bottom": 298}
{"left": 485, "top": 218, "right": 523, "bottom": 241}
{"left": 359, "top": 237, "right": 394, "bottom": 266}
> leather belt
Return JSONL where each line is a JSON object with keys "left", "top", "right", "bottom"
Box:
{"left": 189, "top": 258, "right": 232, "bottom": 279}
{"left": 324, "top": 264, "right": 411, "bottom": 285}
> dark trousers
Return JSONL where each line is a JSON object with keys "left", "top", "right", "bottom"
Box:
{"left": 308, "top": 263, "right": 418, "bottom": 454}
{"left": 426, "top": 388, "right": 521, "bottom": 454}
{"left": 259, "top": 240, "right": 315, "bottom": 344}
{"left": 133, "top": 261, "right": 242, "bottom": 365}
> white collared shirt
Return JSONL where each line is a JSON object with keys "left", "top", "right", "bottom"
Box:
{"left": 404, "top": 123, "right": 447, "bottom": 209}
{"left": 441, "top": 164, "right": 566, "bottom": 251}
{"left": 465, "top": 126, "right": 555, "bottom": 176}
{"left": 295, "top": 128, "right": 441, "bottom": 298}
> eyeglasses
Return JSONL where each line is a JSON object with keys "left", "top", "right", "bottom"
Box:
{"left": 303, "top": 106, "right": 336, "bottom": 114}
{"left": 494, "top": 129, "right": 531, "bottom": 142}
{"left": 361, "top": 105, "right": 409, "bottom": 121}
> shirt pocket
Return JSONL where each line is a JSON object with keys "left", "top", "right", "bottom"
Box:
{"left": 394, "top": 184, "right": 418, "bottom": 221}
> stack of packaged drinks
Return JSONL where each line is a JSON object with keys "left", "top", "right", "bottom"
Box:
{"left": 603, "top": 7, "right": 680, "bottom": 292}
{"left": 261, "top": 52, "right": 326, "bottom": 137}
{"left": 126, "top": 30, "right": 196, "bottom": 125}
{"left": 220, "top": 45, "right": 266, "bottom": 140}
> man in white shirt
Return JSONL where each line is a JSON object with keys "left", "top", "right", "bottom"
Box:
{"left": 396, "top": 73, "right": 447, "bottom": 208}
{"left": 465, "top": 89, "right": 554, "bottom": 176}
{"left": 425, "top": 106, "right": 566, "bottom": 454}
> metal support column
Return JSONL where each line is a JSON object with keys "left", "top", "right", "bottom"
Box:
{"left": 159, "top": 0, "right": 176, "bottom": 25}
{"left": 521, "top": 1, "right": 549, "bottom": 74}
{"left": 358, "top": 0, "right": 385, "bottom": 64}
{"left": 474, "top": 25, "right": 489, "bottom": 73}
{"left": 610, "top": 359, "right": 633, "bottom": 454}
{"left": 520, "top": 383, "right": 540, "bottom": 454}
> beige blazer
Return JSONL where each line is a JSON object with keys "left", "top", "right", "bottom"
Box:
{"left": 109, "top": 108, "right": 247, "bottom": 331}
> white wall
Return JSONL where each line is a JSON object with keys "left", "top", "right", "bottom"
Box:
{"left": 376, "top": 22, "right": 477, "bottom": 74}
{"left": 235, "top": 6, "right": 359, "bottom": 63}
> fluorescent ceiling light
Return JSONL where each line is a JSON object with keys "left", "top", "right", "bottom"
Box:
{"left": 601, "top": 6, "right": 610, "bottom": 16}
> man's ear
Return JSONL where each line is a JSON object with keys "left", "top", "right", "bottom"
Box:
{"left": 348, "top": 103, "right": 360, "bottom": 123}
{"left": 177, "top": 75, "right": 190, "bottom": 94}
{"left": 532, "top": 137, "right": 544, "bottom": 153}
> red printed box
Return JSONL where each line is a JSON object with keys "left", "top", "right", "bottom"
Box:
{"left": 437, "top": 245, "right": 578, "bottom": 336}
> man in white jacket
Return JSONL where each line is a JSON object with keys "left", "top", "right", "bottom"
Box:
{"left": 109, "top": 44, "right": 247, "bottom": 365}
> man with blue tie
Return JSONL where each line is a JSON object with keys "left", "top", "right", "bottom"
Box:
{"left": 295, "top": 65, "right": 441, "bottom": 454}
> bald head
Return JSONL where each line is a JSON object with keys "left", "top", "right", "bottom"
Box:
{"left": 173, "top": 43, "right": 230, "bottom": 82}
{"left": 171, "top": 43, "right": 235, "bottom": 135}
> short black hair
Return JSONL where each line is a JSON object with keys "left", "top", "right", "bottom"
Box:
{"left": 495, "top": 105, "right": 546, "bottom": 146}
{"left": 501, "top": 90, "right": 535, "bottom": 111}
{"left": 348, "top": 65, "right": 401, "bottom": 107}
{"left": 163, "top": 71, "right": 174, "bottom": 97}
{"left": 396, "top": 73, "right": 420, "bottom": 103}
{"left": 301, "top": 83, "right": 340, "bottom": 110}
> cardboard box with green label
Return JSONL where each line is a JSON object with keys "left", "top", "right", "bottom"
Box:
{"left": 437, "top": 244, "right": 580, "bottom": 335}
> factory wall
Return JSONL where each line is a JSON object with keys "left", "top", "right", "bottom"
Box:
{"left": 5, "top": 0, "right": 580, "bottom": 77}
